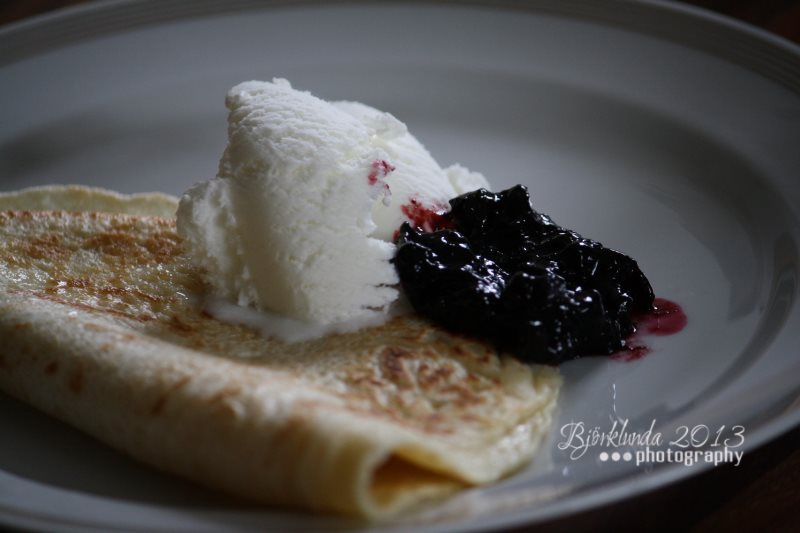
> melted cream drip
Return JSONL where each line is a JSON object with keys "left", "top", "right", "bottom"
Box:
{"left": 204, "top": 296, "right": 412, "bottom": 345}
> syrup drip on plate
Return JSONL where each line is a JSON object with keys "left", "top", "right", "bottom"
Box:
{"left": 612, "top": 298, "right": 687, "bottom": 362}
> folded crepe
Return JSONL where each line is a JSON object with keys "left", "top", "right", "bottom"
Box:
{"left": 0, "top": 186, "right": 560, "bottom": 518}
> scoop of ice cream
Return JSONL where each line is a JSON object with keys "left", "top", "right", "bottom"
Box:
{"left": 177, "top": 78, "right": 489, "bottom": 325}
{"left": 333, "top": 101, "right": 489, "bottom": 240}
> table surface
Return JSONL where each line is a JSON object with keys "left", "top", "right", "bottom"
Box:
{"left": 1, "top": 1, "right": 799, "bottom": 532}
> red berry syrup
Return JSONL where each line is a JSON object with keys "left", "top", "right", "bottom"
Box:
{"left": 612, "top": 298, "right": 687, "bottom": 361}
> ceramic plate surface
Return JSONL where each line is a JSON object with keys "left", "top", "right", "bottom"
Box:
{"left": 1, "top": 1, "right": 800, "bottom": 531}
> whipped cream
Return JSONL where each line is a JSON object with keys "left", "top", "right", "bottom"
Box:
{"left": 177, "top": 79, "right": 488, "bottom": 328}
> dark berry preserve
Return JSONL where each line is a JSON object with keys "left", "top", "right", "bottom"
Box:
{"left": 393, "top": 185, "right": 656, "bottom": 365}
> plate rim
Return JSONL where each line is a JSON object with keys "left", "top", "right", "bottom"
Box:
{"left": 1, "top": 0, "right": 800, "bottom": 91}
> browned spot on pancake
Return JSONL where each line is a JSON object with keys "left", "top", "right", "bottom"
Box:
{"left": 44, "top": 361, "right": 59, "bottom": 375}
{"left": 98, "top": 286, "right": 164, "bottom": 304}
{"left": 25, "top": 234, "right": 71, "bottom": 261}
{"left": 82, "top": 232, "right": 137, "bottom": 256}
{"left": 69, "top": 365, "right": 84, "bottom": 394}
{"left": 143, "top": 232, "right": 182, "bottom": 261}
{"left": 52, "top": 280, "right": 163, "bottom": 306}
{"left": 419, "top": 364, "right": 455, "bottom": 387}
{"left": 0, "top": 210, "right": 55, "bottom": 223}
{"left": 43, "top": 279, "right": 167, "bottom": 306}
{"left": 380, "top": 347, "right": 413, "bottom": 388}
{"left": 150, "top": 376, "right": 191, "bottom": 415}
{"left": 13, "top": 322, "right": 31, "bottom": 330}
{"left": 45, "top": 278, "right": 87, "bottom": 294}
{"left": 14, "top": 289, "right": 155, "bottom": 323}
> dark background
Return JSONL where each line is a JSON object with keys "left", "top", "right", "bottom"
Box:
{"left": 1, "top": 1, "right": 799, "bottom": 532}
{"left": 1, "top": 0, "right": 800, "bottom": 45}
{"left": 0, "top": 1, "right": 797, "bottom": 44}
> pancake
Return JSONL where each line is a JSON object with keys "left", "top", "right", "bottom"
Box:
{"left": 0, "top": 186, "right": 560, "bottom": 518}
{"left": 0, "top": 184, "right": 179, "bottom": 217}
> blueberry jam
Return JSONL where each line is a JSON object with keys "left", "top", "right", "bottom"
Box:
{"left": 393, "top": 185, "right": 658, "bottom": 365}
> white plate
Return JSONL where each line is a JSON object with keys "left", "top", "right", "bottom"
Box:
{"left": 1, "top": 1, "right": 800, "bottom": 531}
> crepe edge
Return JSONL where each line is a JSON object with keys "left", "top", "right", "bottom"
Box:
{"left": 0, "top": 184, "right": 179, "bottom": 217}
